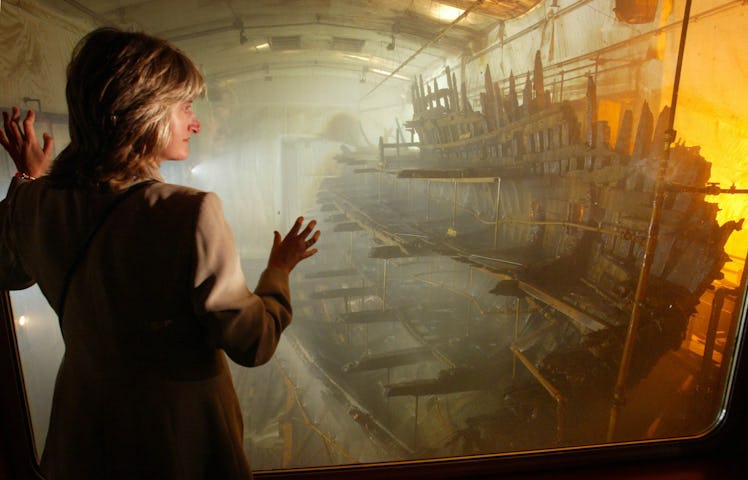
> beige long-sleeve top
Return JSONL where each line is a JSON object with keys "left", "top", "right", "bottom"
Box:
{"left": 0, "top": 176, "right": 293, "bottom": 479}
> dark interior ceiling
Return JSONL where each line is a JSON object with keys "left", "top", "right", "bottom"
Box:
{"left": 46, "top": 0, "right": 542, "bottom": 85}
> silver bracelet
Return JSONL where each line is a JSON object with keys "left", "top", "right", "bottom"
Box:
{"left": 13, "top": 172, "right": 36, "bottom": 181}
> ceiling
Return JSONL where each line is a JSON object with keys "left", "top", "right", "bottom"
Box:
{"left": 42, "top": 0, "right": 542, "bottom": 86}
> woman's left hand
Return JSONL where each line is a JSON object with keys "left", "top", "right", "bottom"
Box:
{"left": 267, "top": 217, "right": 321, "bottom": 274}
{"left": 0, "top": 107, "right": 54, "bottom": 178}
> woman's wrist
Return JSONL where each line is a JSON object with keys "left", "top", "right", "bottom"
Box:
{"left": 13, "top": 171, "right": 36, "bottom": 181}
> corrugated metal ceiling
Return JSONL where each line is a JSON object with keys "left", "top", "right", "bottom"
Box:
{"left": 42, "top": 0, "right": 542, "bottom": 83}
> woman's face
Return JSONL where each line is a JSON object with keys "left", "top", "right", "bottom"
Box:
{"left": 161, "top": 101, "right": 201, "bottom": 161}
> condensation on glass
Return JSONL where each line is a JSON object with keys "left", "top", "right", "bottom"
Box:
{"left": 2, "top": 0, "right": 747, "bottom": 472}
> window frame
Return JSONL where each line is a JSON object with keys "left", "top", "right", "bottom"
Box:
{"left": 0, "top": 291, "right": 45, "bottom": 480}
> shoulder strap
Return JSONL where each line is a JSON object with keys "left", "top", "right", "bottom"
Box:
{"left": 56, "top": 180, "right": 156, "bottom": 322}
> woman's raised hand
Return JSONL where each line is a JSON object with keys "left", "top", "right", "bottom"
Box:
{"left": 268, "top": 217, "right": 321, "bottom": 274}
{"left": 0, "top": 107, "right": 54, "bottom": 178}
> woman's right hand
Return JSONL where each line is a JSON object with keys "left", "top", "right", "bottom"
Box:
{"left": 267, "top": 217, "right": 321, "bottom": 274}
{"left": 0, "top": 107, "right": 54, "bottom": 178}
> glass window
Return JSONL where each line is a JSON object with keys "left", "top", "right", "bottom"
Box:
{"left": 1, "top": 0, "right": 746, "bottom": 474}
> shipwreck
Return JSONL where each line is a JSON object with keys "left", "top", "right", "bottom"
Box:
{"left": 251, "top": 50, "right": 743, "bottom": 460}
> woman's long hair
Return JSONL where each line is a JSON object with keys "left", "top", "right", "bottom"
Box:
{"left": 49, "top": 27, "right": 205, "bottom": 189}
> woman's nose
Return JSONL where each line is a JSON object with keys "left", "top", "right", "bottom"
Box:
{"left": 190, "top": 117, "right": 201, "bottom": 134}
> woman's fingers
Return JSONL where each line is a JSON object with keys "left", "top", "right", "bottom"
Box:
{"left": 287, "top": 216, "right": 304, "bottom": 237}
{"left": 23, "top": 110, "right": 38, "bottom": 146}
{"left": 300, "top": 227, "right": 320, "bottom": 260}
{"left": 1, "top": 110, "right": 15, "bottom": 146}
{"left": 0, "top": 124, "right": 8, "bottom": 150}
{"left": 305, "top": 229, "right": 321, "bottom": 247}
{"left": 267, "top": 218, "right": 321, "bottom": 273}
{"left": 287, "top": 218, "right": 317, "bottom": 245}
{"left": 7, "top": 107, "right": 22, "bottom": 146}
{"left": 0, "top": 107, "right": 54, "bottom": 177}
{"left": 42, "top": 132, "right": 55, "bottom": 158}
{"left": 1, "top": 108, "right": 22, "bottom": 161}
{"left": 299, "top": 220, "right": 317, "bottom": 241}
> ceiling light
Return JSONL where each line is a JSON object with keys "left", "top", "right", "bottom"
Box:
{"left": 370, "top": 68, "right": 409, "bottom": 81}
{"left": 343, "top": 53, "right": 370, "bottom": 62}
{"left": 431, "top": 4, "right": 464, "bottom": 22}
{"left": 255, "top": 42, "right": 270, "bottom": 51}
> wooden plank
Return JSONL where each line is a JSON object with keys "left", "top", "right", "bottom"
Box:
{"left": 385, "top": 368, "right": 496, "bottom": 396}
{"left": 368, "top": 245, "right": 411, "bottom": 259}
{"left": 338, "top": 308, "right": 398, "bottom": 325}
{"left": 310, "top": 286, "right": 377, "bottom": 299}
{"left": 334, "top": 222, "right": 364, "bottom": 232}
{"left": 397, "top": 168, "right": 500, "bottom": 181}
{"left": 518, "top": 281, "right": 609, "bottom": 332}
{"left": 342, "top": 347, "right": 436, "bottom": 372}
{"left": 304, "top": 268, "right": 358, "bottom": 279}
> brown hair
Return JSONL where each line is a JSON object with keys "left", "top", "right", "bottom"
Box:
{"left": 49, "top": 27, "right": 205, "bottom": 189}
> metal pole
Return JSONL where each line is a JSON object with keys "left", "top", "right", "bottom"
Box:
{"left": 426, "top": 180, "right": 431, "bottom": 221}
{"left": 512, "top": 345, "right": 566, "bottom": 442}
{"left": 451, "top": 179, "right": 458, "bottom": 227}
{"left": 699, "top": 288, "right": 736, "bottom": 384}
{"left": 413, "top": 395, "right": 420, "bottom": 450}
{"left": 494, "top": 177, "right": 501, "bottom": 248}
{"left": 382, "top": 259, "right": 388, "bottom": 309}
{"left": 607, "top": 0, "right": 694, "bottom": 441}
{"left": 512, "top": 298, "right": 520, "bottom": 379}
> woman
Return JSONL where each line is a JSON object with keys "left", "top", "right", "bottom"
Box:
{"left": 0, "top": 27, "right": 319, "bottom": 479}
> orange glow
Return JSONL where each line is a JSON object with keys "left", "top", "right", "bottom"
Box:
{"left": 674, "top": 5, "right": 748, "bottom": 282}
{"left": 597, "top": 99, "right": 624, "bottom": 152}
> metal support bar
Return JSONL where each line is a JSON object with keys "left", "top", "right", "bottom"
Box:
{"left": 451, "top": 179, "right": 458, "bottom": 227}
{"left": 607, "top": 0, "right": 694, "bottom": 442}
{"left": 426, "top": 180, "right": 431, "bottom": 221}
{"left": 512, "top": 298, "right": 520, "bottom": 379}
{"left": 666, "top": 183, "right": 748, "bottom": 195}
{"left": 494, "top": 177, "right": 501, "bottom": 248}
{"left": 413, "top": 395, "right": 420, "bottom": 450}
{"left": 382, "top": 258, "right": 388, "bottom": 309}
{"left": 511, "top": 345, "right": 566, "bottom": 442}
{"left": 699, "top": 287, "right": 738, "bottom": 383}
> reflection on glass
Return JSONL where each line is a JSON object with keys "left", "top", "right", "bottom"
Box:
{"left": 2, "top": 0, "right": 747, "bottom": 473}
{"left": 9, "top": 286, "right": 64, "bottom": 455}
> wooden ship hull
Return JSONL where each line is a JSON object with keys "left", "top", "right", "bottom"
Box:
{"left": 281, "top": 51, "right": 742, "bottom": 458}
